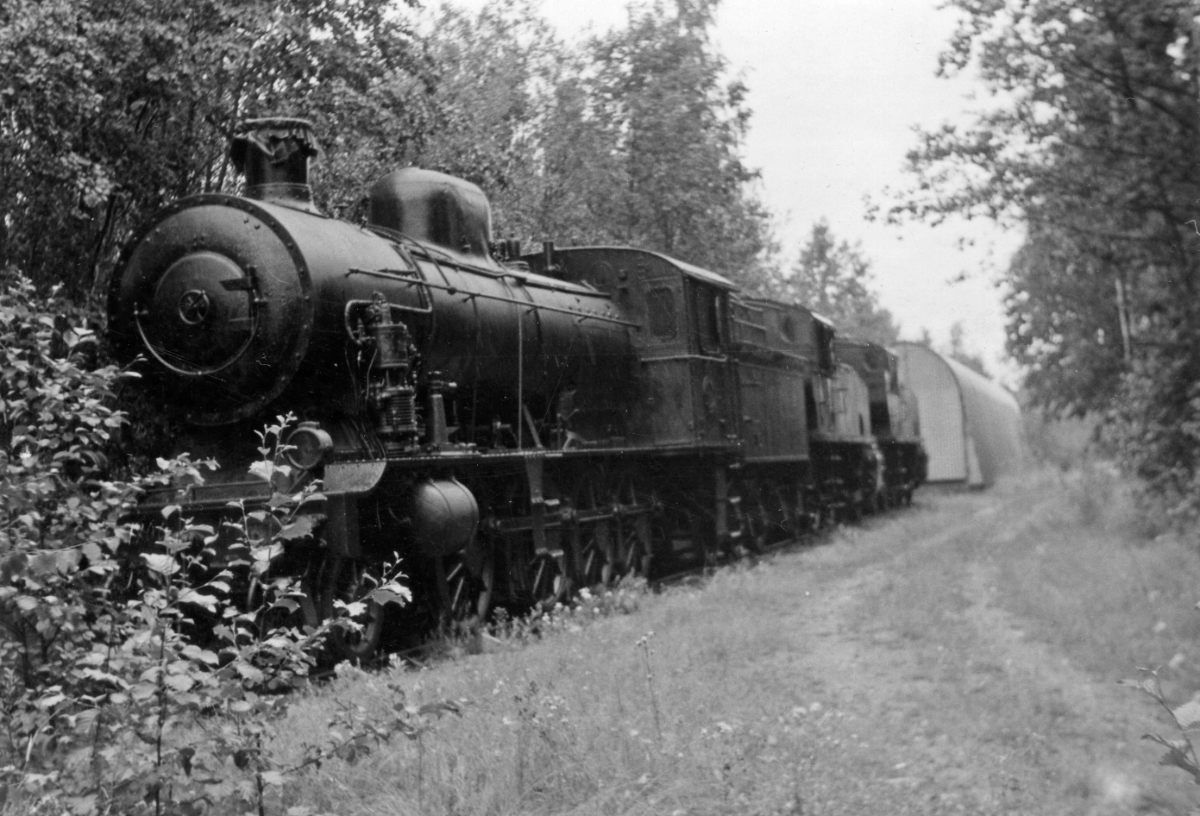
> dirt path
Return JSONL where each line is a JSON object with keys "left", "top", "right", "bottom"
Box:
{"left": 772, "top": 490, "right": 1192, "bottom": 815}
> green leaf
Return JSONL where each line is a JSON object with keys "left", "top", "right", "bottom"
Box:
{"left": 236, "top": 664, "right": 265, "bottom": 684}
{"left": 142, "top": 552, "right": 180, "bottom": 576}
{"left": 30, "top": 549, "right": 79, "bottom": 575}
{"left": 131, "top": 682, "right": 157, "bottom": 702}
{"left": 38, "top": 692, "right": 66, "bottom": 709}
{"left": 1, "top": 552, "right": 30, "bottom": 581}
{"left": 165, "top": 673, "right": 195, "bottom": 693}
{"left": 278, "top": 514, "right": 319, "bottom": 541}
{"left": 371, "top": 584, "right": 412, "bottom": 609}
{"left": 178, "top": 588, "right": 217, "bottom": 613}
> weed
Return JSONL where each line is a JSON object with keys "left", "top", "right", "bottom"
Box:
{"left": 481, "top": 577, "right": 648, "bottom": 647}
{"left": 1126, "top": 667, "right": 1200, "bottom": 785}
{"left": 636, "top": 630, "right": 663, "bottom": 745}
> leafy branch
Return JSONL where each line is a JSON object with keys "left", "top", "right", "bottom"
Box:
{"left": 1128, "top": 666, "right": 1200, "bottom": 786}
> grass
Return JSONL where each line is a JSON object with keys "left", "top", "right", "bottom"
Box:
{"left": 264, "top": 558, "right": 889, "bottom": 814}
{"left": 989, "top": 465, "right": 1200, "bottom": 692}
{"left": 268, "top": 576, "right": 811, "bottom": 811}
{"left": 260, "top": 507, "right": 929, "bottom": 812}
{"left": 241, "top": 455, "right": 1200, "bottom": 814}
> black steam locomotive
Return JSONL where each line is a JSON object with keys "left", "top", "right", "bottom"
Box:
{"left": 108, "top": 119, "right": 925, "bottom": 658}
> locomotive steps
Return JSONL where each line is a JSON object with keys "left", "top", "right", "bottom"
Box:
{"left": 263, "top": 466, "right": 1200, "bottom": 814}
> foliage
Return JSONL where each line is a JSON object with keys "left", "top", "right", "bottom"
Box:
{"left": 0, "top": 0, "right": 431, "bottom": 296}
{"left": 1129, "top": 668, "right": 1200, "bottom": 790}
{"left": 406, "top": 0, "right": 591, "bottom": 244}
{"left": 1103, "top": 343, "right": 1200, "bottom": 522}
{"left": 947, "top": 321, "right": 989, "bottom": 377}
{"left": 410, "top": 0, "right": 777, "bottom": 283}
{"left": 0, "top": 277, "right": 426, "bottom": 814}
{"left": 0, "top": 270, "right": 134, "bottom": 682}
{"left": 765, "top": 220, "right": 899, "bottom": 345}
{"left": 886, "top": 0, "right": 1200, "bottom": 520}
{"left": 1, "top": 0, "right": 779, "bottom": 296}
{"left": 1003, "top": 230, "right": 1127, "bottom": 413}
{"left": 584, "top": 0, "right": 775, "bottom": 282}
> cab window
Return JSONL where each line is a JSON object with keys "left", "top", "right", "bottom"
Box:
{"left": 691, "top": 284, "right": 725, "bottom": 355}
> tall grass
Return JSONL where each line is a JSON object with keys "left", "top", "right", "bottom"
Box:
{"left": 271, "top": 570, "right": 827, "bottom": 814}
{"left": 259, "top": 498, "right": 1027, "bottom": 814}
{"left": 989, "top": 465, "right": 1200, "bottom": 693}
{"left": 1000, "top": 414, "right": 1200, "bottom": 690}
{"left": 246, "top": 424, "right": 1200, "bottom": 813}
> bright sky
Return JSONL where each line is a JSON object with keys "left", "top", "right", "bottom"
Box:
{"left": 449, "top": 0, "right": 1024, "bottom": 380}
{"left": 707, "top": 0, "right": 1023, "bottom": 380}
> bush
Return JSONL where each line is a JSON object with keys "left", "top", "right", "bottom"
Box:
{"left": 1103, "top": 349, "right": 1200, "bottom": 530}
{"left": 0, "top": 270, "right": 135, "bottom": 690}
{"left": 0, "top": 271, "right": 420, "bottom": 815}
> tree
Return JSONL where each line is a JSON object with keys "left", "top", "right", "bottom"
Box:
{"left": 405, "top": 0, "right": 623, "bottom": 247}
{"left": 0, "top": 0, "right": 779, "bottom": 296}
{"left": 583, "top": 0, "right": 776, "bottom": 282}
{"left": 889, "top": 0, "right": 1199, "bottom": 403}
{"left": 0, "top": 0, "right": 431, "bottom": 295}
{"left": 771, "top": 221, "right": 899, "bottom": 345}
{"left": 948, "top": 321, "right": 989, "bottom": 377}
{"left": 406, "top": 0, "right": 777, "bottom": 282}
{"left": 1003, "top": 226, "right": 1128, "bottom": 413}
{"left": 887, "top": 0, "right": 1200, "bottom": 515}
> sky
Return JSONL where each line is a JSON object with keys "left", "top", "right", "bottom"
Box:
{"left": 448, "top": 0, "right": 1024, "bottom": 381}
{"left": 709, "top": 2, "right": 1023, "bottom": 371}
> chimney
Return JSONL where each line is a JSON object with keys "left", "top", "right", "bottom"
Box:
{"left": 229, "top": 117, "right": 318, "bottom": 209}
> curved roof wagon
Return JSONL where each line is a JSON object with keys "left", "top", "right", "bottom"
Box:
{"left": 892, "top": 342, "right": 1025, "bottom": 487}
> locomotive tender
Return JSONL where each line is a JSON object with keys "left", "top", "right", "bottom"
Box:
{"left": 108, "top": 118, "right": 924, "bottom": 657}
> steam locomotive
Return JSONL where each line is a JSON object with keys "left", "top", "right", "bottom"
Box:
{"left": 108, "top": 118, "right": 925, "bottom": 658}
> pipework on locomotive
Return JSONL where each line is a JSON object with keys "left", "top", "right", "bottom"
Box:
{"left": 107, "top": 118, "right": 927, "bottom": 659}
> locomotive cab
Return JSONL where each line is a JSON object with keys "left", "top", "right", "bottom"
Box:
{"left": 797, "top": 314, "right": 884, "bottom": 519}
{"left": 524, "top": 246, "right": 740, "bottom": 449}
{"left": 836, "top": 338, "right": 927, "bottom": 505}
{"left": 728, "top": 297, "right": 811, "bottom": 461}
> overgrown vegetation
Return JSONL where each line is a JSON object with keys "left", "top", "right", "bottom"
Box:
{"left": 1018, "top": 415, "right": 1200, "bottom": 805}
{"left": 0, "top": 274, "right": 431, "bottom": 814}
